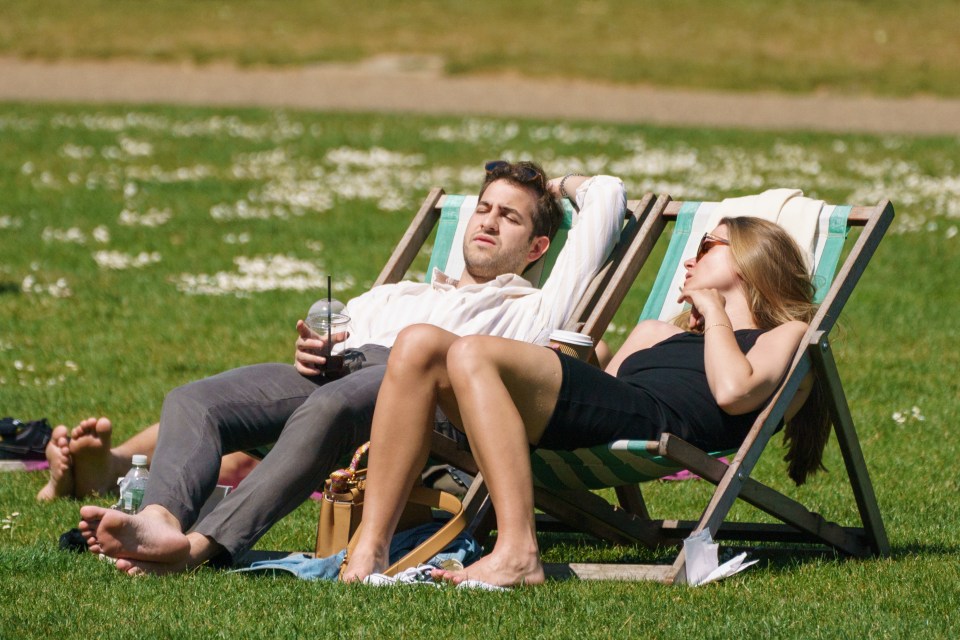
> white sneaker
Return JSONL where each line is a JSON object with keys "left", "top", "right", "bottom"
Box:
{"left": 362, "top": 564, "right": 439, "bottom": 587}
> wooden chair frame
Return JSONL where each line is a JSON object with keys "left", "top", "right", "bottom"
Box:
{"left": 343, "top": 187, "right": 659, "bottom": 575}
{"left": 431, "top": 195, "right": 894, "bottom": 584}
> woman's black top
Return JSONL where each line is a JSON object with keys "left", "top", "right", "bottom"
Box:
{"left": 538, "top": 329, "right": 767, "bottom": 452}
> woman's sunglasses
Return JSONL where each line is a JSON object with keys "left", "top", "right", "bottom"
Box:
{"left": 695, "top": 233, "right": 730, "bottom": 262}
{"left": 484, "top": 160, "right": 544, "bottom": 186}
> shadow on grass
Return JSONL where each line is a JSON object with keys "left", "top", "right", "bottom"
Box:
{"left": 886, "top": 542, "right": 960, "bottom": 559}
{"left": 0, "top": 280, "right": 20, "bottom": 295}
{"left": 529, "top": 531, "right": 960, "bottom": 579}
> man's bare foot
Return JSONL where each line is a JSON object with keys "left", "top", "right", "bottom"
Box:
{"left": 340, "top": 544, "right": 390, "bottom": 583}
{"left": 114, "top": 557, "right": 190, "bottom": 577}
{"left": 78, "top": 504, "right": 190, "bottom": 565}
{"left": 36, "top": 425, "right": 73, "bottom": 501}
{"left": 70, "top": 417, "right": 126, "bottom": 498}
{"left": 111, "top": 532, "right": 220, "bottom": 576}
{"left": 432, "top": 551, "right": 545, "bottom": 588}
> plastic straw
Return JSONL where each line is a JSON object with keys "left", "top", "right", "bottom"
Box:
{"left": 327, "top": 275, "right": 332, "bottom": 361}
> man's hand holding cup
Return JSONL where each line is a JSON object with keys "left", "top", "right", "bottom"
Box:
{"left": 294, "top": 313, "right": 351, "bottom": 377}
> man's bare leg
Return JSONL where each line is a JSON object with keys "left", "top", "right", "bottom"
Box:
{"left": 95, "top": 417, "right": 261, "bottom": 487}
{"left": 112, "top": 422, "right": 258, "bottom": 486}
{"left": 108, "top": 421, "right": 160, "bottom": 461}
{"left": 35, "top": 425, "right": 73, "bottom": 501}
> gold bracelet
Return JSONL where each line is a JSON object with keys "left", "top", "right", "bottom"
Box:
{"left": 704, "top": 323, "right": 732, "bottom": 333}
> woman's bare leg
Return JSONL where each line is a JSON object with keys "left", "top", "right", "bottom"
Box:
{"left": 341, "top": 324, "right": 463, "bottom": 582}
{"left": 594, "top": 339, "right": 612, "bottom": 370}
{"left": 433, "top": 336, "right": 563, "bottom": 588}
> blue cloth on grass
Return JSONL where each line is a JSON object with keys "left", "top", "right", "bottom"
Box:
{"left": 232, "top": 521, "right": 481, "bottom": 581}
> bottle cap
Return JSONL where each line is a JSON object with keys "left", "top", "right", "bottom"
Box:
{"left": 132, "top": 454, "right": 148, "bottom": 466}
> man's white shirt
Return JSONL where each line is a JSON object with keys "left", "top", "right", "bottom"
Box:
{"left": 341, "top": 175, "right": 627, "bottom": 349}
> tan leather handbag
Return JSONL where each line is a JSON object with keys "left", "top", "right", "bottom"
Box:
{"left": 316, "top": 442, "right": 468, "bottom": 576}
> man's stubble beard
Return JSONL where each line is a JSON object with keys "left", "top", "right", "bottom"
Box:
{"left": 462, "top": 240, "right": 531, "bottom": 281}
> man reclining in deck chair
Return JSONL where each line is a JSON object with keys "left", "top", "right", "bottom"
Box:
{"left": 343, "top": 216, "right": 830, "bottom": 589}
{"left": 78, "top": 160, "right": 627, "bottom": 575}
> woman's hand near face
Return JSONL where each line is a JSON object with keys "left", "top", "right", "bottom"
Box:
{"left": 678, "top": 286, "right": 726, "bottom": 331}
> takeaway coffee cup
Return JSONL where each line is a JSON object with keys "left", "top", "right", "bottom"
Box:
{"left": 548, "top": 330, "right": 594, "bottom": 360}
{"left": 306, "top": 309, "right": 351, "bottom": 371}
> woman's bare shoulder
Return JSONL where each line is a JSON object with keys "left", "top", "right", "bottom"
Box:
{"left": 753, "top": 320, "right": 809, "bottom": 351}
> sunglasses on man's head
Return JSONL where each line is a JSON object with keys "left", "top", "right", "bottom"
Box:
{"left": 484, "top": 160, "right": 544, "bottom": 186}
{"left": 695, "top": 233, "right": 731, "bottom": 262}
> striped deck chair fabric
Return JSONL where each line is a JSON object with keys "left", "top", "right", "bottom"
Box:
{"left": 253, "top": 189, "right": 651, "bottom": 465}
{"left": 531, "top": 189, "right": 857, "bottom": 492}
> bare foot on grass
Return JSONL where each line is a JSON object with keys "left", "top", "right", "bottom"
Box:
{"left": 35, "top": 425, "right": 73, "bottom": 501}
{"left": 114, "top": 557, "right": 190, "bottom": 577}
{"left": 112, "top": 532, "right": 220, "bottom": 576}
{"left": 432, "top": 550, "right": 545, "bottom": 588}
{"left": 340, "top": 543, "right": 390, "bottom": 583}
{"left": 70, "top": 417, "right": 124, "bottom": 498}
{"left": 78, "top": 504, "right": 190, "bottom": 565}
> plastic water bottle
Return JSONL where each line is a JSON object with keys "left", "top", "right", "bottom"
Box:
{"left": 117, "top": 454, "right": 149, "bottom": 514}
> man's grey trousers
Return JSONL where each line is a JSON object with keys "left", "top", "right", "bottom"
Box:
{"left": 143, "top": 345, "right": 394, "bottom": 561}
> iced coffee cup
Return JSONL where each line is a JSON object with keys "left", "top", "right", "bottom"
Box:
{"left": 548, "top": 330, "right": 594, "bottom": 361}
{"left": 306, "top": 311, "right": 351, "bottom": 371}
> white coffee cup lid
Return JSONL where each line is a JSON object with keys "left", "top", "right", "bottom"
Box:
{"left": 548, "top": 330, "right": 593, "bottom": 346}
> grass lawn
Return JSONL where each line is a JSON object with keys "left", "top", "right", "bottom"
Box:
{"left": 1, "top": 104, "right": 959, "bottom": 638}
{"left": 3, "top": 0, "right": 960, "bottom": 97}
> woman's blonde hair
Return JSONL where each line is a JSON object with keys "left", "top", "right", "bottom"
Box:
{"left": 676, "top": 216, "right": 829, "bottom": 484}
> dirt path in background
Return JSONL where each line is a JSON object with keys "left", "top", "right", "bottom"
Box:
{"left": 3, "top": 56, "right": 960, "bottom": 136}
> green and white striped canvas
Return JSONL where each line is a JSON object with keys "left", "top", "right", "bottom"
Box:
{"left": 531, "top": 192, "right": 853, "bottom": 491}
{"left": 641, "top": 196, "right": 850, "bottom": 323}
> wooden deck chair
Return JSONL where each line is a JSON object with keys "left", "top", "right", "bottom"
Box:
{"left": 375, "top": 187, "right": 651, "bottom": 295}
{"left": 326, "top": 187, "right": 658, "bottom": 573}
{"left": 519, "top": 191, "right": 894, "bottom": 584}
{"left": 249, "top": 187, "right": 653, "bottom": 459}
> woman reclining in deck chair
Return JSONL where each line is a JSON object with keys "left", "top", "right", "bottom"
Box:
{"left": 342, "top": 216, "right": 829, "bottom": 588}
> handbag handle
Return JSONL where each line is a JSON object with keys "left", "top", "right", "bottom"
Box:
{"left": 328, "top": 441, "right": 370, "bottom": 494}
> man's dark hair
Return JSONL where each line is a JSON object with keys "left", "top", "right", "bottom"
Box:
{"left": 478, "top": 160, "right": 563, "bottom": 241}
